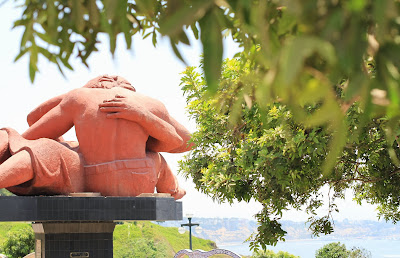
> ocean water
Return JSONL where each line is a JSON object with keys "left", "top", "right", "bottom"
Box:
{"left": 218, "top": 239, "right": 400, "bottom": 258}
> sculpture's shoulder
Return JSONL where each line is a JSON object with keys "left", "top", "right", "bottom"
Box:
{"left": 65, "top": 88, "right": 91, "bottom": 100}
{"left": 64, "top": 88, "right": 103, "bottom": 104}
{"left": 131, "top": 92, "right": 168, "bottom": 112}
{"left": 59, "top": 88, "right": 93, "bottom": 112}
{"left": 111, "top": 89, "right": 169, "bottom": 115}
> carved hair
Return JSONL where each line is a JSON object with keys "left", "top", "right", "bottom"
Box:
{"left": 83, "top": 75, "right": 136, "bottom": 92}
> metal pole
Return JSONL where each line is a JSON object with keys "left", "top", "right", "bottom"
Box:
{"left": 188, "top": 217, "right": 192, "bottom": 250}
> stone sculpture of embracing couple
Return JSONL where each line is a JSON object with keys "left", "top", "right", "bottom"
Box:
{"left": 0, "top": 75, "right": 191, "bottom": 199}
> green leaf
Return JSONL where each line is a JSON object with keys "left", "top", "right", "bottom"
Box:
{"left": 29, "top": 49, "right": 38, "bottom": 83}
{"left": 99, "top": 8, "right": 116, "bottom": 54}
{"left": 143, "top": 31, "right": 152, "bottom": 39}
{"left": 322, "top": 119, "right": 347, "bottom": 176}
{"left": 59, "top": 56, "right": 74, "bottom": 70}
{"left": 20, "top": 20, "right": 33, "bottom": 47}
{"left": 109, "top": 30, "right": 117, "bottom": 55}
{"left": 135, "top": 0, "right": 157, "bottom": 16}
{"left": 55, "top": 59, "right": 66, "bottom": 78}
{"left": 152, "top": 29, "right": 157, "bottom": 47}
{"left": 191, "top": 23, "right": 199, "bottom": 40}
{"left": 117, "top": 1, "right": 132, "bottom": 49}
{"left": 36, "top": 31, "right": 53, "bottom": 44}
{"left": 37, "top": 46, "right": 54, "bottom": 61}
{"left": 46, "top": 0, "right": 57, "bottom": 35}
{"left": 277, "top": 8, "right": 297, "bottom": 35}
{"left": 88, "top": 0, "right": 100, "bottom": 26}
{"left": 169, "top": 38, "right": 187, "bottom": 65}
{"left": 13, "top": 19, "right": 27, "bottom": 28}
{"left": 373, "top": 0, "right": 396, "bottom": 41}
{"left": 72, "top": 0, "right": 85, "bottom": 32}
{"left": 280, "top": 36, "right": 336, "bottom": 86}
{"left": 178, "top": 30, "right": 190, "bottom": 45}
{"left": 104, "top": 0, "right": 118, "bottom": 21}
{"left": 14, "top": 48, "right": 29, "bottom": 62}
{"left": 346, "top": 0, "right": 367, "bottom": 11}
{"left": 159, "top": 0, "right": 214, "bottom": 37}
{"left": 199, "top": 9, "right": 223, "bottom": 94}
{"left": 386, "top": 61, "right": 400, "bottom": 119}
{"left": 296, "top": 78, "right": 329, "bottom": 106}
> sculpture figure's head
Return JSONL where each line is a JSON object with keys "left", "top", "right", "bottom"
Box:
{"left": 83, "top": 75, "right": 136, "bottom": 92}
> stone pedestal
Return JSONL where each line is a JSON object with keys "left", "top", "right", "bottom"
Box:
{"left": 33, "top": 222, "right": 115, "bottom": 258}
{"left": 0, "top": 196, "right": 182, "bottom": 258}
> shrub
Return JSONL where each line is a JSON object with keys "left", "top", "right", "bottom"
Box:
{"left": 1, "top": 227, "right": 34, "bottom": 258}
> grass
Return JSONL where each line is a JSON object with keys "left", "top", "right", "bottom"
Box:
{"left": 113, "top": 221, "right": 216, "bottom": 257}
{"left": 0, "top": 221, "right": 218, "bottom": 258}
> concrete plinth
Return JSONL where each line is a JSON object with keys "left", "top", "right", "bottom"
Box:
{"left": 0, "top": 196, "right": 182, "bottom": 222}
{"left": 33, "top": 222, "right": 115, "bottom": 258}
{"left": 0, "top": 196, "right": 182, "bottom": 257}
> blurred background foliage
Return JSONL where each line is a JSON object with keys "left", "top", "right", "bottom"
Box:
{"left": 5, "top": 0, "right": 400, "bottom": 251}
{"left": 315, "top": 242, "right": 371, "bottom": 258}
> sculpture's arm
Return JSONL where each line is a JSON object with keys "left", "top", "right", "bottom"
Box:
{"left": 22, "top": 98, "right": 74, "bottom": 140}
{"left": 147, "top": 116, "right": 193, "bottom": 153}
{"left": 155, "top": 153, "right": 185, "bottom": 200}
{"left": 27, "top": 94, "right": 66, "bottom": 126}
{"left": 98, "top": 96, "right": 183, "bottom": 152}
{"left": 26, "top": 94, "right": 67, "bottom": 142}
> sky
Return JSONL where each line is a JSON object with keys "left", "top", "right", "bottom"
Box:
{"left": 0, "top": 2, "right": 381, "bottom": 222}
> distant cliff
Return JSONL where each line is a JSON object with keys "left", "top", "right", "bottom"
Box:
{"left": 157, "top": 218, "right": 400, "bottom": 244}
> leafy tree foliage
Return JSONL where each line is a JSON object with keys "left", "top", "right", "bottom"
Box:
{"left": 0, "top": 227, "right": 34, "bottom": 258}
{"left": 9, "top": 0, "right": 400, "bottom": 170}
{"left": 252, "top": 249, "right": 299, "bottom": 258}
{"left": 12, "top": 0, "right": 166, "bottom": 82}
{"left": 348, "top": 247, "right": 372, "bottom": 258}
{"left": 315, "top": 242, "right": 371, "bottom": 258}
{"left": 179, "top": 57, "right": 400, "bottom": 249}
{"left": 7, "top": 0, "right": 400, "bottom": 250}
{"left": 315, "top": 242, "right": 350, "bottom": 258}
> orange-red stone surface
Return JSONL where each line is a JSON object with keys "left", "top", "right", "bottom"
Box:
{"left": 0, "top": 75, "right": 191, "bottom": 199}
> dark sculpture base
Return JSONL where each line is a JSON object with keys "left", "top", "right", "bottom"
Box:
{"left": 0, "top": 195, "right": 182, "bottom": 221}
{"left": 33, "top": 222, "right": 115, "bottom": 258}
{"left": 0, "top": 196, "right": 182, "bottom": 258}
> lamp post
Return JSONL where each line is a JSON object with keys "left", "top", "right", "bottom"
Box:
{"left": 178, "top": 213, "right": 202, "bottom": 250}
